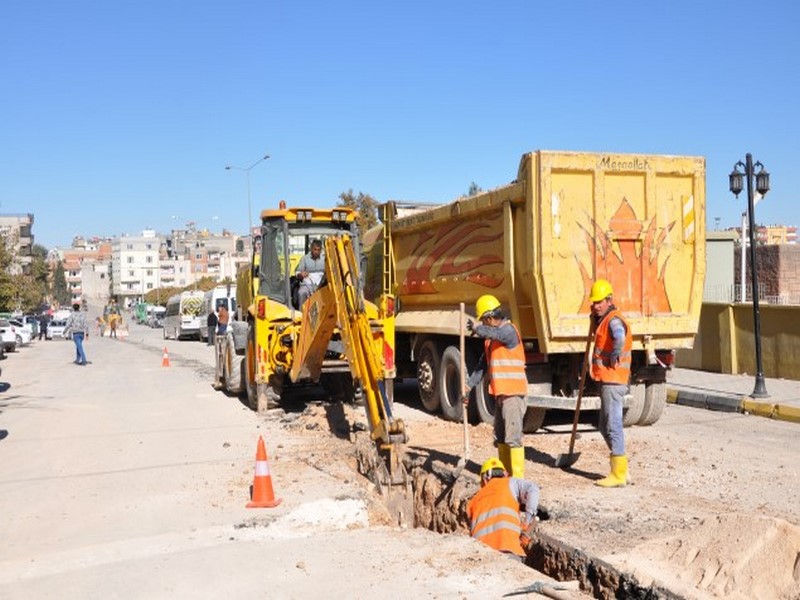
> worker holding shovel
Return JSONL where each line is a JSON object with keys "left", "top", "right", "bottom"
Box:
{"left": 589, "top": 279, "right": 633, "bottom": 487}
{"left": 461, "top": 295, "right": 528, "bottom": 479}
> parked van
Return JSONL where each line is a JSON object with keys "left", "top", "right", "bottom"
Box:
{"left": 163, "top": 291, "right": 205, "bottom": 340}
{"left": 199, "top": 284, "right": 237, "bottom": 342}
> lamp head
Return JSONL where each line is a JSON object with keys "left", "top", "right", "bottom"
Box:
{"left": 729, "top": 162, "right": 744, "bottom": 197}
{"left": 755, "top": 162, "right": 770, "bottom": 196}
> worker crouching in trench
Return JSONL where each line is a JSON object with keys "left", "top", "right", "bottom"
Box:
{"left": 467, "top": 458, "right": 540, "bottom": 560}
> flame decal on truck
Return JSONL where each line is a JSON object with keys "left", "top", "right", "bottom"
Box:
{"left": 576, "top": 198, "right": 674, "bottom": 315}
{"left": 398, "top": 215, "right": 504, "bottom": 294}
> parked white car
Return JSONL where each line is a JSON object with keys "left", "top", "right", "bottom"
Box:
{"left": 0, "top": 319, "right": 17, "bottom": 352}
{"left": 46, "top": 319, "right": 68, "bottom": 340}
{"left": 8, "top": 318, "right": 33, "bottom": 346}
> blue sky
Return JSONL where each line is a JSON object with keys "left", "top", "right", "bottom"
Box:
{"left": 2, "top": 1, "right": 798, "bottom": 249}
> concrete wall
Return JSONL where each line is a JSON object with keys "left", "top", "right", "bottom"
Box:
{"left": 676, "top": 302, "right": 800, "bottom": 380}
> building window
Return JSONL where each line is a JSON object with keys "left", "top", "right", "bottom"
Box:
{"left": 146, "top": 256, "right": 153, "bottom": 263}
{"left": 129, "top": 270, "right": 135, "bottom": 277}
{"left": 146, "top": 269, "right": 153, "bottom": 276}
{"left": 127, "top": 256, "right": 133, "bottom": 263}
{"left": 146, "top": 243, "right": 152, "bottom": 250}
{"left": 127, "top": 244, "right": 133, "bottom": 250}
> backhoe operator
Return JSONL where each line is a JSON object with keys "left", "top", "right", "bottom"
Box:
{"left": 295, "top": 239, "right": 325, "bottom": 306}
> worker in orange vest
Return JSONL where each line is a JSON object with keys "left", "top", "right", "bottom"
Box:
{"left": 589, "top": 279, "right": 633, "bottom": 487}
{"left": 462, "top": 295, "right": 528, "bottom": 478}
{"left": 467, "top": 457, "right": 540, "bottom": 560}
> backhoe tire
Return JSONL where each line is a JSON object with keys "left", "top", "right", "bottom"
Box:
{"left": 245, "top": 327, "right": 258, "bottom": 410}
{"left": 623, "top": 383, "right": 645, "bottom": 427}
{"left": 438, "top": 345, "right": 465, "bottom": 422}
{"left": 224, "top": 336, "right": 243, "bottom": 394}
{"left": 417, "top": 340, "right": 442, "bottom": 413}
{"left": 638, "top": 381, "right": 666, "bottom": 426}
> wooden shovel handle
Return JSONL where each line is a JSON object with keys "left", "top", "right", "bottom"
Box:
{"left": 566, "top": 322, "right": 596, "bottom": 455}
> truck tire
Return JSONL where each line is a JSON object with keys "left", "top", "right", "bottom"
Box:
{"left": 522, "top": 408, "right": 547, "bottom": 433}
{"left": 521, "top": 382, "right": 551, "bottom": 433}
{"left": 417, "top": 340, "right": 442, "bottom": 413}
{"left": 638, "top": 382, "right": 666, "bottom": 426}
{"left": 623, "top": 383, "right": 645, "bottom": 427}
{"left": 438, "top": 345, "right": 465, "bottom": 422}
{"left": 472, "top": 378, "right": 495, "bottom": 425}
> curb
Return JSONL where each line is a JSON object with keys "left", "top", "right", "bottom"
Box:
{"left": 666, "top": 388, "right": 742, "bottom": 413}
{"left": 668, "top": 387, "right": 800, "bottom": 424}
{"left": 741, "top": 399, "right": 800, "bottom": 424}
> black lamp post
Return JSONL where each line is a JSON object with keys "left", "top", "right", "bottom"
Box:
{"left": 729, "top": 153, "right": 770, "bottom": 398}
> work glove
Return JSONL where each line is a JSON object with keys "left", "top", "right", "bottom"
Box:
{"left": 607, "top": 351, "right": 620, "bottom": 366}
{"left": 465, "top": 319, "right": 475, "bottom": 336}
{"left": 519, "top": 517, "right": 536, "bottom": 549}
{"left": 461, "top": 394, "right": 470, "bottom": 407}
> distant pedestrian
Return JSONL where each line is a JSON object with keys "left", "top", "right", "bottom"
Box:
{"left": 207, "top": 310, "right": 217, "bottom": 346}
{"left": 217, "top": 304, "right": 229, "bottom": 336}
{"left": 38, "top": 313, "right": 49, "bottom": 341}
{"left": 109, "top": 314, "right": 118, "bottom": 339}
{"left": 64, "top": 303, "right": 89, "bottom": 365}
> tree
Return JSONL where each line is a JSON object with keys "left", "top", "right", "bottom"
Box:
{"left": 467, "top": 181, "right": 483, "bottom": 197}
{"left": 0, "top": 235, "right": 14, "bottom": 310}
{"left": 337, "top": 189, "right": 379, "bottom": 238}
{"left": 53, "top": 261, "right": 71, "bottom": 306}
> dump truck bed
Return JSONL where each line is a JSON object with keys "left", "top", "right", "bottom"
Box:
{"left": 389, "top": 150, "right": 706, "bottom": 354}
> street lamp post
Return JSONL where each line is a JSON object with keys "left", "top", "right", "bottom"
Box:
{"left": 729, "top": 153, "right": 770, "bottom": 398}
{"left": 225, "top": 153, "right": 270, "bottom": 235}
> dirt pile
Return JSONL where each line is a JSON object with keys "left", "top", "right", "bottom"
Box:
{"left": 619, "top": 514, "right": 800, "bottom": 599}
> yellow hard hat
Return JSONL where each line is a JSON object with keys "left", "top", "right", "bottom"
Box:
{"left": 480, "top": 457, "right": 506, "bottom": 477}
{"left": 589, "top": 279, "right": 614, "bottom": 303}
{"left": 475, "top": 295, "right": 501, "bottom": 320}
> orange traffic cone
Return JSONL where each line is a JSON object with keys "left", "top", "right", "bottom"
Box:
{"left": 246, "top": 436, "right": 282, "bottom": 508}
{"left": 161, "top": 347, "right": 170, "bottom": 367}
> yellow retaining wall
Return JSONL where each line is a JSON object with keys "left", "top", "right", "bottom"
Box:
{"left": 676, "top": 302, "right": 800, "bottom": 380}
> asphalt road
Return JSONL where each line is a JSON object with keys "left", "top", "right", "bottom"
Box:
{"left": 0, "top": 321, "right": 560, "bottom": 600}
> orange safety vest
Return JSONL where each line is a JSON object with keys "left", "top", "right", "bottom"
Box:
{"left": 467, "top": 478, "right": 525, "bottom": 557}
{"left": 591, "top": 309, "right": 632, "bottom": 384}
{"left": 485, "top": 322, "right": 527, "bottom": 397}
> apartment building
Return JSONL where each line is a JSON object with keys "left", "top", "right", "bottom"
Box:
{"left": 0, "top": 213, "right": 35, "bottom": 275}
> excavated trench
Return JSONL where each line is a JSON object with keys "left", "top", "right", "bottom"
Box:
{"left": 354, "top": 435, "right": 683, "bottom": 600}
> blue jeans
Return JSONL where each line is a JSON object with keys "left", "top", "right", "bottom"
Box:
{"left": 72, "top": 332, "right": 88, "bottom": 364}
{"left": 598, "top": 383, "right": 627, "bottom": 455}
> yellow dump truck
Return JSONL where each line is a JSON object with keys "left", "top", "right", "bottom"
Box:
{"left": 367, "top": 150, "right": 706, "bottom": 430}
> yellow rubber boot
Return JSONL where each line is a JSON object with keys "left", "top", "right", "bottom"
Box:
{"left": 595, "top": 455, "right": 628, "bottom": 488}
{"left": 509, "top": 446, "right": 525, "bottom": 479}
{"left": 498, "top": 444, "right": 512, "bottom": 474}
